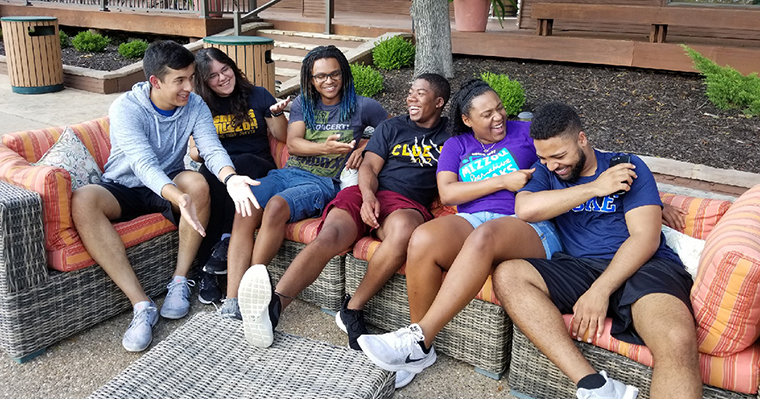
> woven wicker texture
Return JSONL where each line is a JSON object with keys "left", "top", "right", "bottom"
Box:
{"left": 344, "top": 253, "right": 511, "bottom": 377}
{"left": 509, "top": 326, "right": 758, "bottom": 399}
{"left": 267, "top": 239, "right": 345, "bottom": 312}
{"left": 89, "top": 312, "right": 395, "bottom": 399}
{"left": 0, "top": 180, "right": 179, "bottom": 360}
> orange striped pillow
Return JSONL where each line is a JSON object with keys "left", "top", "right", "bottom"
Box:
{"left": 2, "top": 118, "right": 110, "bottom": 167}
{"left": 660, "top": 193, "right": 733, "bottom": 240}
{"left": 691, "top": 184, "right": 760, "bottom": 357}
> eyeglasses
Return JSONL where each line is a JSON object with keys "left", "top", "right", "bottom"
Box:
{"left": 312, "top": 70, "right": 342, "bottom": 83}
{"left": 206, "top": 65, "right": 232, "bottom": 84}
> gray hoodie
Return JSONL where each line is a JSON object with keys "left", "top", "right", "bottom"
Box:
{"left": 102, "top": 81, "right": 233, "bottom": 196}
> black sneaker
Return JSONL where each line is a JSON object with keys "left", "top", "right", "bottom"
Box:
{"left": 198, "top": 272, "right": 222, "bottom": 304}
{"left": 203, "top": 237, "right": 229, "bottom": 275}
{"left": 335, "top": 294, "right": 368, "bottom": 350}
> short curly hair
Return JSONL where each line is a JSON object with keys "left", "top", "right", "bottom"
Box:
{"left": 530, "top": 102, "right": 583, "bottom": 141}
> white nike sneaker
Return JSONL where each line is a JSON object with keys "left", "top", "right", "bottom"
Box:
{"left": 395, "top": 370, "right": 416, "bottom": 389}
{"left": 238, "top": 264, "right": 274, "bottom": 348}
{"left": 576, "top": 371, "right": 639, "bottom": 399}
{"left": 357, "top": 323, "right": 437, "bottom": 374}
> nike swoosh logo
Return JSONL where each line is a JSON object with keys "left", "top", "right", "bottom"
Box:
{"left": 405, "top": 354, "right": 425, "bottom": 363}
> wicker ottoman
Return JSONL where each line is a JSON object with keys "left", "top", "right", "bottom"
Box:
{"left": 509, "top": 326, "right": 755, "bottom": 399}
{"left": 89, "top": 312, "right": 394, "bottom": 399}
{"left": 344, "top": 253, "right": 512, "bottom": 379}
{"left": 266, "top": 239, "right": 345, "bottom": 313}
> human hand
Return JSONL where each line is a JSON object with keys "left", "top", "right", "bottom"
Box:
{"left": 662, "top": 203, "right": 687, "bottom": 231}
{"left": 324, "top": 134, "right": 355, "bottom": 155}
{"left": 270, "top": 97, "right": 291, "bottom": 115}
{"left": 502, "top": 168, "right": 535, "bottom": 191}
{"left": 571, "top": 288, "right": 609, "bottom": 343}
{"left": 178, "top": 193, "right": 206, "bottom": 236}
{"left": 360, "top": 194, "right": 381, "bottom": 229}
{"left": 594, "top": 163, "right": 637, "bottom": 197}
{"left": 226, "top": 175, "right": 261, "bottom": 217}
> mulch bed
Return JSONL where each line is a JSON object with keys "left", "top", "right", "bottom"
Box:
{"left": 1, "top": 38, "right": 756, "bottom": 174}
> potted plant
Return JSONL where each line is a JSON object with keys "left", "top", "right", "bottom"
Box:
{"left": 450, "top": 0, "right": 517, "bottom": 32}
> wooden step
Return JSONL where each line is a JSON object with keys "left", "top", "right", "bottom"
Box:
{"left": 258, "top": 29, "right": 371, "bottom": 43}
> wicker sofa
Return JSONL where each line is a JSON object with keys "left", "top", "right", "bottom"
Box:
{"left": 0, "top": 118, "right": 179, "bottom": 362}
{"left": 508, "top": 187, "right": 760, "bottom": 399}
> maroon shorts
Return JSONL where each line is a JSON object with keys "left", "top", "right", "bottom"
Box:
{"left": 319, "top": 185, "right": 434, "bottom": 244}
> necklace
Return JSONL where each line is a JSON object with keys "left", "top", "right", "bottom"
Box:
{"left": 478, "top": 139, "right": 497, "bottom": 155}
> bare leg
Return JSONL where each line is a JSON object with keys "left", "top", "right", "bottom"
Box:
{"left": 275, "top": 208, "right": 357, "bottom": 309}
{"left": 348, "top": 209, "right": 425, "bottom": 310}
{"left": 418, "top": 217, "right": 547, "bottom": 347}
{"left": 251, "top": 196, "right": 291, "bottom": 266}
{"left": 631, "top": 294, "right": 702, "bottom": 399}
{"left": 405, "top": 215, "right": 473, "bottom": 323}
{"left": 171, "top": 171, "right": 210, "bottom": 277}
{"left": 493, "top": 259, "right": 596, "bottom": 383}
{"left": 72, "top": 185, "right": 148, "bottom": 305}
{"left": 226, "top": 207, "right": 263, "bottom": 298}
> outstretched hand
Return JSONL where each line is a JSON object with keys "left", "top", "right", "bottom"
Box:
{"left": 178, "top": 193, "right": 206, "bottom": 237}
{"left": 269, "top": 97, "right": 291, "bottom": 115}
{"left": 226, "top": 175, "right": 261, "bottom": 217}
{"left": 324, "top": 134, "right": 355, "bottom": 155}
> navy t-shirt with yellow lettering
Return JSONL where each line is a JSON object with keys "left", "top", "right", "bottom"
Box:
{"left": 365, "top": 115, "right": 449, "bottom": 208}
{"left": 211, "top": 86, "right": 276, "bottom": 163}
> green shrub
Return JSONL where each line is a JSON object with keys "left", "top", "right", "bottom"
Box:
{"left": 59, "top": 30, "right": 69, "bottom": 48}
{"left": 72, "top": 30, "right": 110, "bottom": 53}
{"left": 683, "top": 45, "right": 760, "bottom": 116}
{"left": 118, "top": 39, "right": 149, "bottom": 59}
{"left": 372, "top": 36, "right": 415, "bottom": 70}
{"left": 351, "top": 63, "right": 383, "bottom": 97}
{"left": 480, "top": 71, "right": 525, "bottom": 116}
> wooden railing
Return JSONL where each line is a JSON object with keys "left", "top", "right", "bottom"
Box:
{"left": 17, "top": 0, "right": 260, "bottom": 17}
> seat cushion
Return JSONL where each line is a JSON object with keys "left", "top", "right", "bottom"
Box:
{"left": 560, "top": 315, "right": 760, "bottom": 394}
{"left": 283, "top": 217, "right": 323, "bottom": 244}
{"left": 691, "top": 184, "right": 760, "bottom": 357}
{"left": 659, "top": 192, "right": 733, "bottom": 240}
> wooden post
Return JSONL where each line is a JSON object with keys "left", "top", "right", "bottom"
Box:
{"left": 200, "top": 0, "right": 208, "bottom": 18}
{"left": 325, "top": 0, "right": 334, "bottom": 35}
{"left": 99, "top": 0, "right": 109, "bottom": 12}
{"left": 650, "top": 24, "right": 667, "bottom": 43}
{"left": 234, "top": 11, "right": 241, "bottom": 35}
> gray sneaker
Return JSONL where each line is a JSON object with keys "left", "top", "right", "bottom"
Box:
{"left": 122, "top": 300, "right": 158, "bottom": 352}
{"left": 576, "top": 371, "right": 639, "bottom": 399}
{"left": 218, "top": 297, "right": 242, "bottom": 320}
{"left": 160, "top": 276, "right": 195, "bottom": 319}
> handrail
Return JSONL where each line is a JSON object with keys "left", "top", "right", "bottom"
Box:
{"left": 233, "top": 0, "right": 281, "bottom": 35}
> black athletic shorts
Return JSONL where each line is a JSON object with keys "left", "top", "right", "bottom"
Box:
{"left": 525, "top": 252, "right": 694, "bottom": 345}
{"left": 99, "top": 169, "right": 183, "bottom": 226}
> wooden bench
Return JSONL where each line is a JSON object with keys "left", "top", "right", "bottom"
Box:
{"left": 532, "top": 3, "right": 760, "bottom": 43}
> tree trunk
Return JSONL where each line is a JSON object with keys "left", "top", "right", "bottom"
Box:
{"left": 412, "top": 0, "right": 454, "bottom": 79}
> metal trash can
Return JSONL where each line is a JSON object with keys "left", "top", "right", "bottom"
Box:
{"left": 1, "top": 16, "right": 64, "bottom": 94}
{"left": 203, "top": 36, "right": 275, "bottom": 96}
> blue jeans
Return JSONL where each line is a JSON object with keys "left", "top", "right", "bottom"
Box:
{"left": 456, "top": 211, "right": 563, "bottom": 258}
{"left": 251, "top": 168, "right": 340, "bottom": 223}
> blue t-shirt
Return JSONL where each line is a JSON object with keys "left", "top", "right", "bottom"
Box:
{"left": 520, "top": 150, "right": 680, "bottom": 262}
{"left": 365, "top": 115, "right": 449, "bottom": 208}
{"left": 286, "top": 95, "right": 387, "bottom": 179}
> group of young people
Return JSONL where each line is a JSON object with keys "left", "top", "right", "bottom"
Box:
{"left": 71, "top": 39, "right": 702, "bottom": 399}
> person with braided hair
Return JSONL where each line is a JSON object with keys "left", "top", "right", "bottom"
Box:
{"left": 356, "top": 79, "right": 562, "bottom": 385}
{"left": 218, "top": 45, "right": 387, "bottom": 323}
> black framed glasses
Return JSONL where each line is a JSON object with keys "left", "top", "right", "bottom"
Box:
{"left": 312, "top": 70, "right": 342, "bottom": 83}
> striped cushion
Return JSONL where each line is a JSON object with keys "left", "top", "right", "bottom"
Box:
{"left": 284, "top": 218, "right": 323, "bottom": 244}
{"left": 561, "top": 315, "right": 760, "bottom": 394}
{"left": 691, "top": 184, "right": 760, "bottom": 357}
{"left": 660, "top": 193, "right": 733, "bottom": 240}
{"left": 49, "top": 214, "right": 176, "bottom": 272}
{"left": 267, "top": 134, "right": 289, "bottom": 169}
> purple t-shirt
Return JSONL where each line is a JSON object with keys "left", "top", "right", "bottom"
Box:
{"left": 437, "top": 121, "right": 537, "bottom": 214}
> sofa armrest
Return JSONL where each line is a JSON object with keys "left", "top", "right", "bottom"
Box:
{"left": 0, "top": 180, "right": 48, "bottom": 294}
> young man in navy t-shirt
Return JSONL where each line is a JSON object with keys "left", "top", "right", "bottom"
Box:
{"left": 493, "top": 102, "right": 701, "bottom": 399}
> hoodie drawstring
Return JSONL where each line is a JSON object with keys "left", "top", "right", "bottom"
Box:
{"left": 154, "top": 115, "right": 161, "bottom": 149}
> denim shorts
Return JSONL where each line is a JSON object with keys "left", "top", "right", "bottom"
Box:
{"left": 456, "top": 211, "right": 563, "bottom": 259}
{"left": 250, "top": 168, "right": 340, "bottom": 223}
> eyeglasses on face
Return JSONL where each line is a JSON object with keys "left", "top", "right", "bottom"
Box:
{"left": 206, "top": 65, "right": 232, "bottom": 83}
{"left": 312, "top": 70, "right": 342, "bottom": 83}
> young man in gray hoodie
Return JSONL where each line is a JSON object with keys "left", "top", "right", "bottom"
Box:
{"left": 71, "top": 41, "right": 259, "bottom": 352}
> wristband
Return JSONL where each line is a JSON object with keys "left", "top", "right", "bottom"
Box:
{"left": 271, "top": 110, "right": 284, "bottom": 117}
{"left": 223, "top": 173, "right": 238, "bottom": 186}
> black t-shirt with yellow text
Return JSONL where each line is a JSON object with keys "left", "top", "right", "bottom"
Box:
{"left": 212, "top": 86, "right": 276, "bottom": 163}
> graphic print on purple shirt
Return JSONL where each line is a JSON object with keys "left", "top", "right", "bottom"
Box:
{"left": 437, "top": 121, "right": 537, "bottom": 215}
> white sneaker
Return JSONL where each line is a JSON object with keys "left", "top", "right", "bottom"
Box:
{"left": 576, "top": 371, "right": 639, "bottom": 399}
{"left": 395, "top": 370, "right": 416, "bottom": 389}
{"left": 357, "top": 323, "right": 437, "bottom": 374}
{"left": 238, "top": 264, "right": 274, "bottom": 348}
